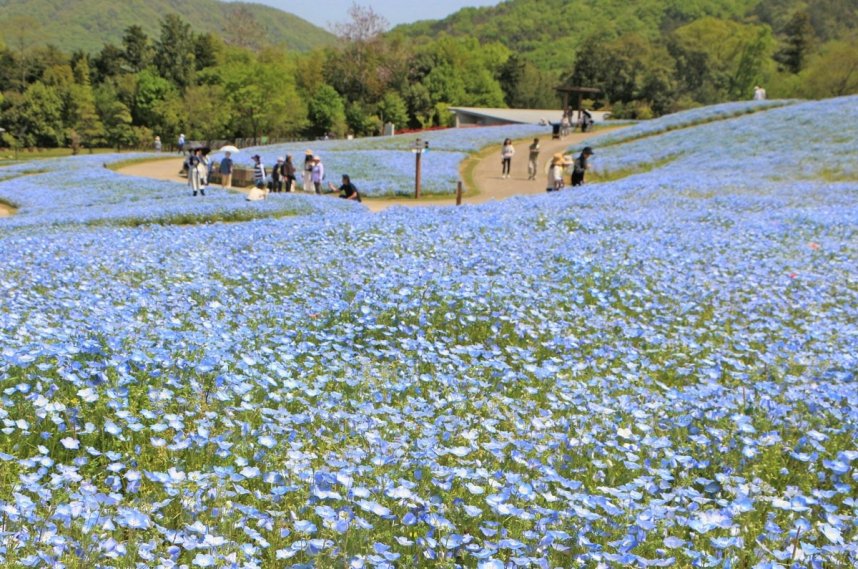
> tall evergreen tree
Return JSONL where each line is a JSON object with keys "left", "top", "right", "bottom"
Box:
{"left": 122, "top": 25, "right": 153, "bottom": 73}
{"left": 775, "top": 11, "right": 815, "bottom": 74}
{"left": 155, "top": 14, "right": 195, "bottom": 89}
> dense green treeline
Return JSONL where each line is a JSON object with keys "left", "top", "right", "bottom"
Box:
{"left": 0, "top": 1, "right": 856, "bottom": 151}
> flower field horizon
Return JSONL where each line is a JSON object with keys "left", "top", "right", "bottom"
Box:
{"left": 0, "top": 97, "right": 856, "bottom": 568}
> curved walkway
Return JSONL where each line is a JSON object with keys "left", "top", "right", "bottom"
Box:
{"left": 0, "top": 203, "right": 14, "bottom": 217}
{"left": 115, "top": 129, "right": 613, "bottom": 213}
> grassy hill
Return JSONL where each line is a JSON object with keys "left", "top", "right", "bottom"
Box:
{"left": 393, "top": 0, "right": 858, "bottom": 72}
{"left": 0, "top": 0, "right": 335, "bottom": 53}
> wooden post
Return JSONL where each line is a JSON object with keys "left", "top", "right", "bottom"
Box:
{"left": 456, "top": 181, "right": 463, "bottom": 205}
{"left": 415, "top": 150, "right": 422, "bottom": 199}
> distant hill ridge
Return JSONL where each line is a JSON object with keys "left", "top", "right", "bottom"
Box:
{"left": 392, "top": 0, "right": 858, "bottom": 72}
{"left": 0, "top": 0, "right": 335, "bottom": 53}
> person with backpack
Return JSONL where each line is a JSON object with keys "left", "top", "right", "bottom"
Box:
{"left": 328, "top": 174, "right": 362, "bottom": 202}
{"left": 271, "top": 157, "right": 284, "bottom": 192}
{"left": 283, "top": 155, "right": 296, "bottom": 192}
{"left": 571, "top": 146, "right": 594, "bottom": 187}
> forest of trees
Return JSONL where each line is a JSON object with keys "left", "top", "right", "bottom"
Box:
{"left": 0, "top": 1, "right": 855, "bottom": 151}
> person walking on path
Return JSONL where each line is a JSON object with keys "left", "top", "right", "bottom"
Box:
{"left": 311, "top": 155, "right": 325, "bottom": 194}
{"left": 753, "top": 85, "right": 767, "bottom": 100}
{"left": 571, "top": 146, "right": 594, "bottom": 187}
{"left": 177, "top": 133, "right": 186, "bottom": 155}
{"left": 303, "top": 150, "right": 315, "bottom": 192}
{"left": 283, "top": 154, "right": 296, "bottom": 192}
{"left": 328, "top": 174, "right": 362, "bottom": 202}
{"left": 154, "top": 136, "right": 162, "bottom": 152}
{"left": 219, "top": 151, "right": 234, "bottom": 189}
{"left": 527, "top": 138, "right": 540, "bottom": 180}
{"left": 501, "top": 138, "right": 515, "bottom": 178}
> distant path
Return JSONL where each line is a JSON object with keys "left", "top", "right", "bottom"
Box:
{"left": 114, "top": 129, "right": 617, "bottom": 213}
{"left": 0, "top": 203, "right": 13, "bottom": 217}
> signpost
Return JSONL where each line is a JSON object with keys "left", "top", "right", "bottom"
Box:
{"left": 411, "top": 138, "right": 429, "bottom": 199}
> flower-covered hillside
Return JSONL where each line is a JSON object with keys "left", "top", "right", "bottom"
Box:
{"left": 0, "top": 97, "right": 855, "bottom": 568}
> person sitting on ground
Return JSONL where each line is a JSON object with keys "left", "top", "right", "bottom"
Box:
{"left": 571, "top": 146, "right": 594, "bottom": 187}
{"left": 328, "top": 174, "right": 362, "bottom": 202}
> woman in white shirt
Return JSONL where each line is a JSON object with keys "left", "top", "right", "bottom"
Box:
{"left": 501, "top": 138, "right": 515, "bottom": 178}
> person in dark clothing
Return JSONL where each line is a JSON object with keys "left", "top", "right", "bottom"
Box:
{"left": 328, "top": 174, "right": 361, "bottom": 202}
{"left": 571, "top": 146, "right": 594, "bottom": 186}
{"left": 283, "top": 155, "right": 296, "bottom": 192}
{"left": 271, "top": 157, "right": 284, "bottom": 192}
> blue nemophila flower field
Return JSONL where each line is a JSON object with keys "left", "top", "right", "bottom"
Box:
{"left": 0, "top": 97, "right": 856, "bottom": 568}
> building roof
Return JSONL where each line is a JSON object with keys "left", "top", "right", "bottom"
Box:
{"left": 449, "top": 107, "right": 608, "bottom": 124}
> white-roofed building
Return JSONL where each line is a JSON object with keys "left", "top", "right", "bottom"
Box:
{"left": 449, "top": 107, "right": 610, "bottom": 127}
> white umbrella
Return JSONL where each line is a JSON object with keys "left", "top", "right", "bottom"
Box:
{"left": 219, "top": 145, "right": 240, "bottom": 153}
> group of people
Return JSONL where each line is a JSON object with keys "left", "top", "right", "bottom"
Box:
{"left": 547, "top": 146, "right": 594, "bottom": 192}
{"left": 246, "top": 151, "right": 360, "bottom": 202}
{"left": 503, "top": 137, "right": 595, "bottom": 190}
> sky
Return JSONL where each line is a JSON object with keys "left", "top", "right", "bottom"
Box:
{"left": 236, "top": 0, "right": 502, "bottom": 27}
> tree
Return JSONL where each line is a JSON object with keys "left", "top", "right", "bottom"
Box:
{"left": 222, "top": 6, "right": 263, "bottom": 51}
{"left": 194, "top": 33, "right": 220, "bottom": 71}
{"left": 155, "top": 14, "right": 196, "bottom": 89}
{"left": 775, "top": 11, "right": 815, "bottom": 74}
{"left": 0, "top": 16, "right": 42, "bottom": 91}
{"left": 799, "top": 38, "right": 858, "bottom": 98}
{"left": 92, "top": 44, "right": 126, "bottom": 83}
{"left": 325, "top": 3, "right": 391, "bottom": 103}
{"left": 307, "top": 84, "right": 346, "bottom": 137}
{"left": 3, "top": 82, "right": 65, "bottom": 147}
{"left": 183, "top": 84, "right": 230, "bottom": 143}
{"left": 122, "top": 25, "right": 153, "bottom": 73}
{"left": 101, "top": 100, "right": 135, "bottom": 150}
{"left": 376, "top": 92, "right": 408, "bottom": 130}
{"left": 133, "top": 69, "right": 179, "bottom": 131}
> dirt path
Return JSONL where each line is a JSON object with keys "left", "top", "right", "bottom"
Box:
{"left": 114, "top": 129, "right": 614, "bottom": 213}
{"left": 0, "top": 203, "right": 13, "bottom": 217}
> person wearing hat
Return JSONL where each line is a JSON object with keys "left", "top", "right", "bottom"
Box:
{"left": 546, "top": 153, "right": 569, "bottom": 192}
{"left": 271, "top": 157, "right": 285, "bottom": 192}
{"left": 247, "top": 154, "right": 267, "bottom": 201}
{"left": 311, "top": 155, "right": 325, "bottom": 195}
{"left": 302, "top": 150, "right": 314, "bottom": 192}
{"left": 571, "top": 147, "right": 594, "bottom": 187}
{"left": 252, "top": 154, "right": 267, "bottom": 190}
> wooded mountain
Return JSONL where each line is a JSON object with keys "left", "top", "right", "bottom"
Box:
{"left": 0, "top": 0, "right": 335, "bottom": 53}
{"left": 394, "top": 0, "right": 858, "bottom": 73}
